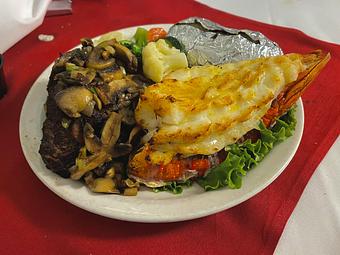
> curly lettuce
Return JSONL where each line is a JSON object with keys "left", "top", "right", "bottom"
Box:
{"left": 197, "top": 107, "right": 297, "bottom": 191}
{"left": 153, "top": 179, "right": 193, "bottom": 194}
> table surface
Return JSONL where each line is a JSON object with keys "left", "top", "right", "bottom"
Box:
{"left": 1, "top": 1, "right": 339, "bottom": 254}
{"left": 198, "top": 1, "right": 340, "bottom": 254}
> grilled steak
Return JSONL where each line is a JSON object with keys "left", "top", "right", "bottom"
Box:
{"left": 39, "top": 74, "right": 82, "bottom": 178}
{"left": 39, "top": 39, "right": 151, "bottom": 179}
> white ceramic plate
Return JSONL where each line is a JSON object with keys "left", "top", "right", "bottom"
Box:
{"left": 19, "top": 24, "right": 304, "bottom": 223}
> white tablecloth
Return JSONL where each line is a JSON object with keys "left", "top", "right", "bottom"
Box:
{"left": 198, "top": 1, "right": 340, "bottom": 254}
{"left": 0, "top": 0, "right": 51, "bottom": 53}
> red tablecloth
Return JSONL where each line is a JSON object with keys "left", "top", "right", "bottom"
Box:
{"left": 1, "top": 1, "right": 339, "bottom": 254}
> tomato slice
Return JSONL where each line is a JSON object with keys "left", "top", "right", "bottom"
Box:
{"left": 147, "top": 28, "right": 167, "bottom": 42}
{"left": 191, "top": 159, "right": 210, "bottom": 176}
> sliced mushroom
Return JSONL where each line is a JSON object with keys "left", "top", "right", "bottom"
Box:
{"left": 105, "top": 167, "right": 115, "bottom": 178}
{"left": 80, "top": 38, "right": 94, "bottom": 48}
{"left": 83, "top": 123, "right": 102, "bottom": 154}
{"left": 71, "top": 144, "right": 131, "bottom": 180}
{"left": 123, "top": 187, "right": 138, "bottom": 196}
{"left": 98, "top": 66, "right": 125, "bottom": 83}
{"left": 78, "top": 146, "right": 87, "bottom": 158}
{"left": 54, "top": 48, "right": 87, "bottom": 68}
{"left": 54, "top": 51, "right": 74, "bottom": 68}
{"left": 70, "top": 112, "right": 127, "bottom": 180}
{"left": 92, "top": 93, "right": 102, "bottom": 110}
{"left": 90, "top": 178, "right": 119, "bottom": 194}
{"left": 128, "top": 74, "right": 154, "bottom": 87}
{"left": 112, "top": 42, "right": 138, "bottom": 73}
{"left": 96, "top": 78, "right": 139, "bottom": 105}
{"left": 92, "top": 159, "right": 123, "bottom": 178}
{"left": 71, "top": 150, "right": 109, "bottom": 180}
{"left": 87, "top": 39, "right": 138, "bottom": 72}
{"left": 128, "top": 126, "right": 142, "bottom": 144}
{"left": 101, "top": 45, "right": 115, "bottom": 60}
{"left": 86, "top": 40, "right": 116, "bottom": 69}
{"left": 55, "top": 71, "right": 82, "bottom": 86}
{"left": 109, "top": 143, "right": 132, "bottom": 158}
{"left": 55, "top": 86, "right": 94, "bottom": 118}
{"left": 69, "top": 67, "right": 96, "bottom": 85}
{"left": 101, "top": 111, "right": 122, "bottom": 147}
{"left": 124, "top": 178, "right": 140, "bottom": 188}
{"left": 63, "top": 63, "right": 96, "bottom": 85}
{"left": 96, "top": 79, "right": 129, "bottom": 105}
{"left": 81, "top": 100, "right": 95, "bottom": 117}
{"left": 84, "top": 172, "right": 119, "bottom": 194}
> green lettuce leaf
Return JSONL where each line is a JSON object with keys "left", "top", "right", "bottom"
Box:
{"left": 153, "top": 179, "right": 193, "bottom": 194}
{"left": 197, "top": 107, "right": 297, "bottom": 191}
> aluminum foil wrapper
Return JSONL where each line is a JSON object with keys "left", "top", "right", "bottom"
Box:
{"left": 168, "top": 17, "right": 283, "bottom": 66}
